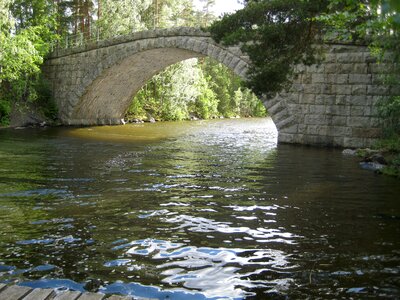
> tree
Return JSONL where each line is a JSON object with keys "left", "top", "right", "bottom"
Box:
{"left": 0, "top": 0, "right": 58, "bottom": 125}
{"left": 209, "top": 0, "right": 329, "bottom": 98}
{"left": 97, "top": 0, "right": 152, "bottom": 38}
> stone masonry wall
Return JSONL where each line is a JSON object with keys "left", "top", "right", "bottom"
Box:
{"left": 263, "top": 43, "right": 394, "bottom": 148}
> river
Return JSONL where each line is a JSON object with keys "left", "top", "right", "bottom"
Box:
{"left": 0, "top": 118, "right": 399, "bottom": 299}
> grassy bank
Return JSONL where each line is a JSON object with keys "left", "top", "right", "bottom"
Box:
{"left": 373, "top": 135, "right": 400, "bottom": 178}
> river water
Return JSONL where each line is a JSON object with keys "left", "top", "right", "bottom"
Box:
{"left": 0, "top": 118, "right": 399, "bottom": 299}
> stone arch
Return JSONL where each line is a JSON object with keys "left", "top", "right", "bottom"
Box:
{"left": 44, "top": 28, "right": 292, "bottom": 131}
{"left": 44, "top": 29, "right": 388, "bottom": 147}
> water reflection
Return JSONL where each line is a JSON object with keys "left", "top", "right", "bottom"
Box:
{"left": 0, "top": 118, "right": 399, "bottom": 299}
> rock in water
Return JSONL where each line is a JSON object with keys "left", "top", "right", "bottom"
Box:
{"left": 343, "top": 149, "right": 356, "bottom": 156}
{"left": 359, "top": 162, "right": 385, "bottom": 171}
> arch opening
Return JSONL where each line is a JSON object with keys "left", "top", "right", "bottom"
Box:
{"left": 124, "top": 57, "right": 270, "bottom": 124}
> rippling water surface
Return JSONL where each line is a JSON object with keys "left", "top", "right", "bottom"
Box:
{"left": 0, "top": 118, "right": 399, "bottom": 299}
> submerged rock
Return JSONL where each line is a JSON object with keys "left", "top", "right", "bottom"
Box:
{"left": 359, "top": 161, "right": 385, "bottom": 171}
{"left": 342, "top": 149, "right": 357, "bottom": 156}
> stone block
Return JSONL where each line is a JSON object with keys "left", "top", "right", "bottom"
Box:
{"left": 268, "top": 101, "right": 285, "bottom": 115}
{"left": 302, "top": 84, "right": 319, "bottom": 94}
{"left": 285, "top": 94, "right": 300, "bottom": 104}
{"left": 306, "top": 64, "right": 325, "bottom": 73}
{"left": 347, "top": 95, "right": 368, "bottom": 106}
{"left": 325, "top": 63, "right": 338, "bottom": 73}
{"left": 331, "top": 116, "right": 347, "bottom": 126}
{"left": 337, "top": 63, "right": 356, "bottom": 74}
{"left": 350, "top": 106, "right": 366, "bottom": 116}
{"left": 328, "top": 105, "right": 350, "bottom": 116}
{"left": 192, "top": 39, "right": 202, "bottom": 52}
{"left": 309, "top": 125, "right": 330, "bottom": 135}
{"left": 228, "top": 56, "right": 241, "bottom": 70}
{"left": 352, "top": 127, "right": 382, "bottom": 138}
{"left": 351, "top": 85, "right": 367, "bottom": 95}
{"left": 281, "top": 124, "right": 298, "bottom": 134}
{"left": 347, "top": 116, "right": 371, "bottom": 127}
{"left": 312, "top": 73, "right": 326, "bottom": 83}
{"left": 276, "top": 115, "right": 295, "bottom": 129}
{"left": 274, "top": 107, "right": 289, "bottom": 121}
{"left": 290, "top": 83, "right": 305, "bottom": 93}
{"left": 322, "top": 83, "right": 335, "bottom": 94}
{"left": 233, "top": 61, "right": 248, "bottom": 78}
{"left": 334, "top": 95, "right": 347, "bottom": 105}
{"left": 330, "top": 126, "right": 352, "bottom": 137}
{"left": 336, "top": 52, "right": 364, "bottom": 63}
{"left": 333, "top": 136, "right": 345, "bottom": 146}
{"left": 349, "top": 74, "right": 372, "bottom": 84}
{"left": 299, "top": 93, "right": 315, "bottom": 104}
{"left": 343, "top": 137, "right": 366, "bottom": 148}
{"left": 223, "top": 53, "right": 234, "bottom": 67}
{"left": 367, "top": 85, "right": 391, "bottom": 96}
{"left": 315, "top": 95, "right": 335, "bottom": 105}
{"left": 323, "top": 53, "right": 337, "bottom": 63}
{"left": 303, "top": 134, "right": 333, "bottom": 146}
{"left": 278, "top": 133, "right": 297, "bottom": 144}
{"left": 294, "top": 64, "right": 306, "bottom": 73}
{"left": 328, "top": 74, "right": 348, "bottom": 84}
{"left": 364, "top": 52, "right": 377, "bottom": 63}
{"left": 302, "top": 73, "right": 312, "bottom": 84}
{"left": 215, "top": 47, "right": 226, "bottom": 62}
{"left": 305, "top": 115, "right": 328, "bottom": 125}
{"left": 353, "top": 63, "right": 369, "bottom": 74}
{"left": 238, "top": 68, "right": 249, "bottom": 80}
{"left": 309, "top": 105, "right": 326, "bottom": 114}
{"left": 333, "top": 84, "right": 352, "bottom": 95}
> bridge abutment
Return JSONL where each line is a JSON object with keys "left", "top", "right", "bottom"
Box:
{"left": 263, "top": 44, "right": 392, "bottom": 148}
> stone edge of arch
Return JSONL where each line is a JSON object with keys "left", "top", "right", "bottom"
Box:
{"left": 50, "top": 27, "right": 212, "bottom": 59}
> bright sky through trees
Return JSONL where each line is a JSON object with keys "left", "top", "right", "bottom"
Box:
{"left": 194, "top": 0, "right": 244, "bottom": 16}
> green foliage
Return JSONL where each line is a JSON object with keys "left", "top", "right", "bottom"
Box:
{"left": 126, "top": 58, "right": 267, "bottom": 121}
{"left": 0, "top": 99, "right": 11, "bottom": 125}
{"left": 372, "top": 122, "right": 400, "bottom": 178}
{"left": 377, "top": 96, "right": 400, "bottom": 135}
{"left": 0, "top": 0, "right": 58, "bottom": 125}
{"left": 374, "top": 134, "right": 400, "bottom": 153}
{"left": 209, "top": 0, "right": 328, "bottom": 97}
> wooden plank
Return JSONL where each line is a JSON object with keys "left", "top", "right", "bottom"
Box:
{"left": 76, "top": 292, "right": 105, "bottom": 300}
{"left": 106, "top": 295, "right": 133, "bottom": 300}
{"left": 53, "top": 290, "right": 81, "bottom": 300}
{"left": 0, "top": 285, "right": 32, "bottom": 300}
{"left": 0, "top": 283, "right": 7, "bottom": 292}
{"left": 22, "top": 288, "right": 55, "bottom": 300}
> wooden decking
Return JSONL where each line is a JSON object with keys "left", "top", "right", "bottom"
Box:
{"left": 0, "top": 283, "right": 140, "bottom": 300}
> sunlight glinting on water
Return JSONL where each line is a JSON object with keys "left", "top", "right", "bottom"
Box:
{"left": 0, "top": 118, "right": 399, "bottom": 299}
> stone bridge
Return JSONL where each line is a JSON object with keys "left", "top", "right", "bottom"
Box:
{"left": 43, "top": 27, "right": 392, "bottom": 148}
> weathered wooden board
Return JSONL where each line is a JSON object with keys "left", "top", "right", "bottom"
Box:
{"left": 52, "top": 290, "right": 81, "bottom": 300}
{"left": 0, "top": 285, "right": 32, "bottom": 300}
{"left": 106, "top": 295, "right": 133, "bottom": 300}
{"left": 22, "top": 288, "right": 54, "bottom": 300}
{"left": 76, "top": 292, "right": 105, "bottom": 300}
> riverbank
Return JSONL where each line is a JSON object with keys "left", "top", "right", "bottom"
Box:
{"left": 343, "top": 135, "right": 400, "bottom": 178}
